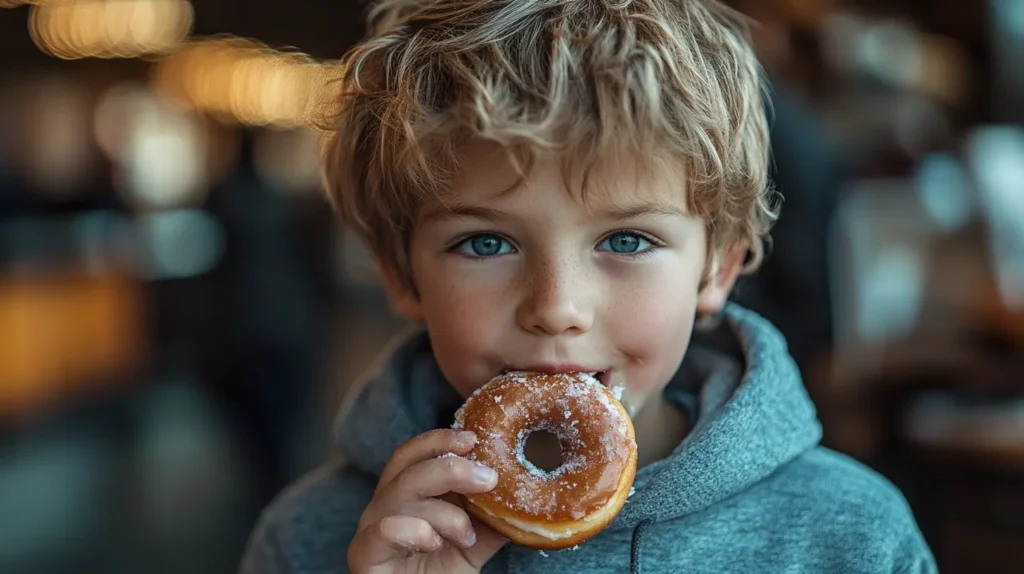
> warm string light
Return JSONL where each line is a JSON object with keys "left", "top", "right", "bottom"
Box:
{"left": 152, "top": 37, "right": 341, "bottom": 128}
{"left": 21, "top": 2, "right": 341, "bottom": 127}
{"left": 29, "top": 0, "right": 193, "bottom": 60}
{"left": 3, "top": 1, "right": 95, "bottom": 6}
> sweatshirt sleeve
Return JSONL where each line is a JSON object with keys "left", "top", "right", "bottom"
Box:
{"left": 240, "top": 520, "right": 293, "bottom": 574}
{"left": 239, "top": 460, "right": 376, "bottom": 574}
{"left": 893, "top": 521, "right": 938, "bottom": 574}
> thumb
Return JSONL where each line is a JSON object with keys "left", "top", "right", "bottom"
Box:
{"left": 460, "top": 519, "right": 509, "bottom": 569}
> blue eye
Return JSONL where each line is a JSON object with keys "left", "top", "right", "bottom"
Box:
{"left": 454, "top": 234, "right": 515, "bottom": 257}
{"left": 598, "top": 232, "right": 653, "bottom": 254}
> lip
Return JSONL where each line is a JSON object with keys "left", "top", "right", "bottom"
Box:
{"left": 515, "top": 364, "right": 599, "bottom": 374}
{"left": 505, "top": 365, "right": 611, "bottom": 387}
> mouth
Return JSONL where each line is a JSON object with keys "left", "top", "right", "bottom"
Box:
{"left": 502, "top": 366, "right": 612, "bottom": 388}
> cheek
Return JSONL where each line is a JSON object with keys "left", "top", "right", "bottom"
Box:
{"left": 612, "top": 284, "right": 696, "bottom": 354}
{"left": 607, "top": 265, "right": 701, "bottom": 388}
{"left": 418, "top": 274, "right": 508, "bottom": 396}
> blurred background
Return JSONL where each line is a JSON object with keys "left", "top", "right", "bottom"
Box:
{"left": 0, "top": 0, "right": 1020, "bottom": 572}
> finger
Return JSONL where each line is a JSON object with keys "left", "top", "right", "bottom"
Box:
{"left": 401, "top": 498, "right": 478, "bottom": 549}
{"left": 386, "top": 455, "right": 497, "bottom": 503}
{"left": 349, "top": 515, "right": 442, "bottom": 570}
{"left": 379, "top": 429, "right": 478, "bottom": 486}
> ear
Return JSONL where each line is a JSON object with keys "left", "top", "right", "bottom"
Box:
{"left": 696, "top": 243, "right": 748, "bottom": 314}
{"left": 377, "top": 261, "right": 424, "bottom": 323}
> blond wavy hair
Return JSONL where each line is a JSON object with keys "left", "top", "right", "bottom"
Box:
{"left": 322, "top": 0, "right": 777, "bottom": 287}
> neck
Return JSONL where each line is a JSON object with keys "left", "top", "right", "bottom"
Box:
{"left": 633, "top": 393, "right": 690, "bottom": 468}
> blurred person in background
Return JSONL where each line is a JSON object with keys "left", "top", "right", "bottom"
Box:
{"left": 205, "top": 130, "right": 331, "bottom": 507}
{"left": 726, "top": 0, "right": 844, "bottom": 378}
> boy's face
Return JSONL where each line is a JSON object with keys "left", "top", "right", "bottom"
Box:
{"left": 382, "top": 144, "right": 743, "bottom": 419}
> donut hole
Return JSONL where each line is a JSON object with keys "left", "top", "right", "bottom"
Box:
{"left": 522, "top": 429, "right": 563, "bottom": 473}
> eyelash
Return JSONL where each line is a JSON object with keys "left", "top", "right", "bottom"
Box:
{"left": 601, "top": 229, "right": 665, "bottom": 260}
{"left": 447, "top": 229, "right": 665, "bottom": 260}
{"left": 448, "top": 233, "right": 517, "bottom": 259}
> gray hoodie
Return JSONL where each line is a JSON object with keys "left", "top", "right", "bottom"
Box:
{"left": 241, "top": 304, "right": 936, "bottom": 573}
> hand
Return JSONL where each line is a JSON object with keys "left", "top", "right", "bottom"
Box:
{"left": 348, "top": 430, "right": 508, "bottom": 574}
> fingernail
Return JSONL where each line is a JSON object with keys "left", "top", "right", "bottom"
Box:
{"left": 474, "top": 462, "right": 497, "bottom": 484}
{"left": 464, "top": 528, "right": 477, "bottom": 548}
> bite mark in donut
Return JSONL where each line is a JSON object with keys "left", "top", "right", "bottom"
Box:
{"left": 454, "top": 371, "right": 638, "bottom": 549}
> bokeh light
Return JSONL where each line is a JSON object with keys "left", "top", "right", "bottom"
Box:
{"left": 152, "top": 36, "right": 341, "bottom": 128}
{"left": 28, "top": 0, "right": 193, "bottom": 60}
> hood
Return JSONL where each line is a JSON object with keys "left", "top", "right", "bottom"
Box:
{"left": 333, "top": 303, "right": 822, "bottom": 531}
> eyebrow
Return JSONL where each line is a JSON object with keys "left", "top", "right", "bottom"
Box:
{"left": 593, "top": 202, "right": 689, "bottom": 219}
{"left": 421, "top": 203, "right": 524, "bottom": 223}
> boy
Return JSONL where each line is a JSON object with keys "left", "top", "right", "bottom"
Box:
{"left": 242, "top": 0, "right": 936, "bottom": 572}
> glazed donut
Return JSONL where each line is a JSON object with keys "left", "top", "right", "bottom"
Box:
{"left": 454, "top": 371, "right": 637, "bottom": 550}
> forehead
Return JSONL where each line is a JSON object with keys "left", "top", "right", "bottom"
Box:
{"left": 437, "top": 141, "right": 690, "bottom": 213}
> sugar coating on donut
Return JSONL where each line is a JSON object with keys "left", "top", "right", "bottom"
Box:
{"left": 454, "top": 371, "right": 634, "bottom": 522}
{"left": 515, "top": 424, "right": 584, "bottom": 479}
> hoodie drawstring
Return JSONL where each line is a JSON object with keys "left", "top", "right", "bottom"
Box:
{"left": 630, "top": 518, "right": 654, "bottom": 574}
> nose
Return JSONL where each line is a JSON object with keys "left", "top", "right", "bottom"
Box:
{"left": 516, "top": 256, "right": 594, "bottom": 336}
